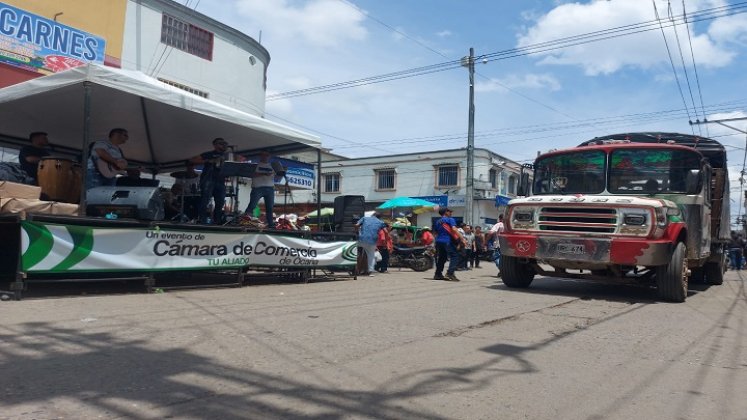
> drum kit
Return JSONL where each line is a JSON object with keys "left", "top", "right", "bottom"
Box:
{"left": 169, "top": 170, "right": 200, "bottom": 221}
{"left": 33, "top": 155, "right": 267, "bottom": 224}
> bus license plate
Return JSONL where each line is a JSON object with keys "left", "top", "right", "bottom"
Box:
{"left": 557, "top": 243, "right": 585, "bottom": 255}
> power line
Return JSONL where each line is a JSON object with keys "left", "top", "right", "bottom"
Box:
{"left": 652, "top": 0, "right": 695, "bottom": 134}
{"left": 666, "top": 0, "right": 700, "bottom": 135}
{"left": 681, "top": 0, "right": 710, "bottom": 137}
{"left": 336, "top": 0, "right": 448, "bottom": 59}
{"left": 267, "top": 2, "right": 747, "bottom": 101}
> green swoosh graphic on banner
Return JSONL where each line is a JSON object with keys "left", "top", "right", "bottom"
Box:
{"left": 21, "top": 222, "right": 54, "bottom": 271}
{"left": 341, "top": 244, "right": 358, "bottom": 262}
{"left": 52, "top": 225, "right": 94, "bottom": 271}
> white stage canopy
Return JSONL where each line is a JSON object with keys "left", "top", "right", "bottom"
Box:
{"left": 0, "top": 64, "right": 321, "bottom": 170}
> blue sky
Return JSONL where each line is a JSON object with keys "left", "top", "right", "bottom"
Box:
{"left": 193, "top": 0, "right": 747, "bottom": 220}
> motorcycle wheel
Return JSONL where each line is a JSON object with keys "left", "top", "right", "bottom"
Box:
{"left": 409, "top": 256, "right": 433, "bottom": 272}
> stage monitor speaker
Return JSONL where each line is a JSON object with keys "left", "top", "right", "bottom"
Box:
{"left": 333, "top": 195, "right": 365, "bottom": 232}
{"left": 86, "top": 186, "right": 164, "bottom": 221}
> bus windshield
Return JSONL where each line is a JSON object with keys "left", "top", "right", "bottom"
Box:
{"left": 533, "top": 150, "right": 606, "bottom": 195}
{"left": 608, "top": 148, "right": 701, "bottom": 194}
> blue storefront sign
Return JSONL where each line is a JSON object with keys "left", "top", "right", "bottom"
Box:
{"left": 0, "top": 2, "right": 106, "bottom": 74}
{"left": 413, "top": 195, "right": 448, "bottom": 208}
{"left": 243, "top": 155, "right": 315, "bottom": 190}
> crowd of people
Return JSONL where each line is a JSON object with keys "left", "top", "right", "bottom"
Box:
{"left": 356, "top": 208, "right": 505, "bottom": 280}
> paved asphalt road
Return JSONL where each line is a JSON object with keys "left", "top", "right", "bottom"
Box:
{"left": 1, "top": 265, "right": 746, "bottom": 420}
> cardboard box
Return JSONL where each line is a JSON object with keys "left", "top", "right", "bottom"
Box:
{"left": 0, "top": 181, "right": 41, "bottom": 200}
{"left": 0, "top": 198, "right": 53, "bottom": 215}
{"left": 50, "top": 202, "right": 80, "bottom": 216}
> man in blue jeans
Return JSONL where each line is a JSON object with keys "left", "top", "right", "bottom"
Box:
{"left": 244, "top": 151, "right": 277, "bottom": 228}
{"left": 357, "top": 212, "right": 385, "bottom": 276}
{"left": 191, "top": 138, "right": 228, "bottom": 225}
{"left": 434, "top": 207, "right": 464, "bottom": 281}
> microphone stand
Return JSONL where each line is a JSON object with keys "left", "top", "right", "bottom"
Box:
{"left": 225, "top": 146, "right": 241, "bottom": 225}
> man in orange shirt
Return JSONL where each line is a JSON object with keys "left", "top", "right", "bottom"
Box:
{"left": 420, "top": 227, "right": 434, "bottom": 246}
{"left": 376, "top": 223, "right": 394, "bottom": 273}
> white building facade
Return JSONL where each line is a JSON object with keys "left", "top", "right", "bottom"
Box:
{"left": 122, "top": 0, "right": 270, "bottom": 117}
{"left": 297, "top": 148, "right": 524, "bottom": 227}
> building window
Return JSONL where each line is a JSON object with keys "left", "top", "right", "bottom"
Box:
{"left": 376, "top": 169, "right": 396, "bottom": 191}
{"left": 499, "top": 171, "right": 508, "bottom": 195}
{"left": 508, "top": 174, "right": 517, "bottom": 195}
{"left": 161, "top": 14, "right": 214, "bottom": 60}
{"left": 489, "top": 169, "right": 497, "bottom": 189}
{"left": 157, "top": 78, "right": 209, "bottom": 98}
{"left": 324, "top": 173, "right": 340, "bottom": 193}
{"left": 437, "top": 165, "right": 459, "bottom": 187}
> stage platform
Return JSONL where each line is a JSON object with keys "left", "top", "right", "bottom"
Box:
{"left": 0, "top": 213, "right": 358, "bottom": 300}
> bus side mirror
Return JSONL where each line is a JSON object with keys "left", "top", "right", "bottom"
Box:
{"left": 685, "top": 169, "right": 701, "bottom": 194}
{"left": 518, "top": 172, "right": 531, "bottom": 196}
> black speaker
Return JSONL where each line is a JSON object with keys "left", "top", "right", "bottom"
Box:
{"left": 333, "top": 195, "right": 365, "bottom": 232}
{"left": 86, "top": 186, "right": 164, "bottom": 220}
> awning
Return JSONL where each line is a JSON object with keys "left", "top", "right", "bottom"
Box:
{"left": 495, "top": 195, "right": 512, "bottom": 206}
{"left": 0, "top": 64, "right": 321, "bottom": 170}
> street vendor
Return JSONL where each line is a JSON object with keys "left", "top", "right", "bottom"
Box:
{"left": 420, "top": 226, "right": 434, "bottom": 246}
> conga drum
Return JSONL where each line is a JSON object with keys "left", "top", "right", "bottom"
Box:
{"left": 37, "top": 158, "right": 82, "bottom": 203}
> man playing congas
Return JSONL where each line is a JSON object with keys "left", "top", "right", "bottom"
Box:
{"left": 18, "top": 131, "right": 51, "bottom": 185}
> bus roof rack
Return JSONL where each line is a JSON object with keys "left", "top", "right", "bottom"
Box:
{"left": 579, "top": 132, "right": 727, "bottom": 169}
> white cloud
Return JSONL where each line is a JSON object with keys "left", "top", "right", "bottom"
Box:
{"left": 476, "top": 73, "right": 561, "bottom": 92}
{"left": 235, "top": 0, "right": 367, "bottom": 47}
{"left": 705, "top": 110, "right": 747, "bottom": 135}
{"left": 708, "top": 13, "right": 747, "bottom": 44}
{"left": 436, "top": 30, "right": 452, "bottom": 38}
{"left": 516, "top": 0, "right": 741, "bottom": 75}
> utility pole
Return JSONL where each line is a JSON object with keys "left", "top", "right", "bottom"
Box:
{"left": 463, "top": 48, "right": 475, "bottom": 225}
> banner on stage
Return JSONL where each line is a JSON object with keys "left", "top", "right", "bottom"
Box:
{"left": 20, "top": 221, "right": 357, "bottom": 273}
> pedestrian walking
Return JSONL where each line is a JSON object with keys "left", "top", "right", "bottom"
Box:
{"left": 433, "top": 207, "right": 465, "bottom": 281}
{"left": 357, "top": 212, "right": 385, "bottom": 276}
{"left": 473, "top": 226, "right": 485, "bottom": 268}
{"left": 376, "top": 223, "right": 393, "bottom": 273}
{"left": 461, "top": 225, "right": 475, "bottom": 270}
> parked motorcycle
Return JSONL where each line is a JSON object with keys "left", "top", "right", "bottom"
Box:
{"left": 388, "top": 245, "right": 434, "bottom": 272}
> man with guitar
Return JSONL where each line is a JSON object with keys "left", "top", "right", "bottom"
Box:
{"left": 434, "top": 207, "right": 466, "bottom": 282}
{"left": 191, "top": 137, "right": 229, "bottom": 225}
{"left": 86, "top": 128, "right": 129, "bottom": 189}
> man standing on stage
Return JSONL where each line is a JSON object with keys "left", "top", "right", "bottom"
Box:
{"left": 87, "top": 128, "right": 129, "bottom": 189}
{"left": 243, "top": 151, "right": 277, "bottom": 228}
{"left": 18, "top": 131, "right": 51, "bottom": 184}
{"left": 191, "top": 138, "right": 229, "bottom": 225}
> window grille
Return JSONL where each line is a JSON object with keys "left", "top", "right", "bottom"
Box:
{"left": 437, "top": 165, "right": 459, "bottom": 187}
{"left": 161, "top": 14, "right": 214, "bottom": 60}
{"left": 376, "top": 169, "right": 396, "bottom": 190}
{"left": 324, "top": 173, "right": 340, "bottom": 193}
{"left": 157, "top": 78, "right": 209, "bottom": 98}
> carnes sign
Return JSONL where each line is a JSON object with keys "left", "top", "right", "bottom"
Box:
{"left": 0, "top": 2, "right": 106, "bottom": 74}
